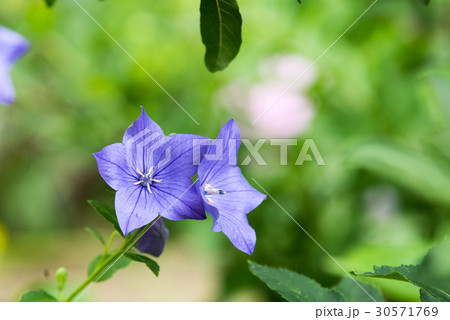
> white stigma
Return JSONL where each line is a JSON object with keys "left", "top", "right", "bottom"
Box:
{"left": 202, "top": 184, "right": 226, "bottom": 204}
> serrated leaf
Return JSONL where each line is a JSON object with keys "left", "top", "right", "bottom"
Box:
{"left": 200, "top": 0, "right": 242, "bottom": 72}
{"left": 87, "top": 200, "right": 123, "bottom": 235}
{"left": 44, "top": 0, "right": 57, "bottom": 7}
{"left": 248, "top": 261, "right": 343, "bottom": 302}
{"left": 352, "top": 239, "right": 450, "bottom": 302}
{"left": 87, "top": 254, "right": 131, "bottom": 282}
{"left": 333, "top": 278, "right": 384, "bottom": 302}
{"left": 19, "top": 290, "right": 58, "bottom": 302}
{"left": 126, "top": 252, "right": 160, "bottom": 277}
{"left": 85, "top": 227, "right": 106, "bottom": 245}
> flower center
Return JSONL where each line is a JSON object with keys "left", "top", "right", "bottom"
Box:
{"left": 202, "top": 184, "right": 226, "bottom": 203}
{"left": 133, "top": 166, "right": 162, "bottom": 194}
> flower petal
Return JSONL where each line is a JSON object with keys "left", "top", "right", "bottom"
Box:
{"left": 0, "top": 26, "right": 29, "bottom": 105}
{"left": 0, "top": 69, "right": 15, "bottom": 105}
{"left": 115, "top": 185, "right": 160, "bottom": 235}
{"left": 122, "top": 106, "right": 164, "bottom": 145}
{"left": 202, "top": 166, "right": 267, "bottom": 212}
{"left": 0, "top": 26, "right": 30, "bottom": 66}
{"left": 94, "top": 143, "right": 136, "bottom": 190}
{"left": 154, "top": 134, "right": 211, "bottom": 180}
{"left": 197, "top": 120, "right": 266, "bottom": 254}
{"left": 135, "top": 218, "right": 169, "bottom": 257}
{"left": 205, "top": 202, "right": 257, "bottom": 255}
{"left": 198, "top": 167, "right": 265, "bottom": 254}
{"left": 153, "top": 178, "right": 206, "bottom": 221}
{"left": 198, "top": 119, "right": 240, "bottom": 183}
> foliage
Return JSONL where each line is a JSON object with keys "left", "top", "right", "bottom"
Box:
{"left": 200, "top": 0, "right": 242, "bottom": 72}
{"left": 249, "top": 261, "right": 384, "bottom": 302}
{"left": 19, "top": 290, "right": 58, "bottom": 302}
{"left": 352, "top": 239, "right": 450, "bottom": 302}
{"left": 1, "top": 0, "right": 447, "bottom": 302}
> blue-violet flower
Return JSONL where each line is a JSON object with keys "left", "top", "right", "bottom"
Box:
{"left": 196, "top": 119, "right": 266, "bottom": 254}
{"left": 94, "top": 107, "right": 208, "bottom": 236}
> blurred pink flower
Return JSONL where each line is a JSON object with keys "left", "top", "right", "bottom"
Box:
{"left": 259, "top": 54, "right": 317, "bottom": 90}
{"left": 216, "top": 54, "right": 317, "bottom": 138}
{"left": 247, "top": 83, "right": 314, "bottom": 138}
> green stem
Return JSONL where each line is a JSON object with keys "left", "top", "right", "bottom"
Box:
{"left": 95, "top": 230, "right": 119, "bottom": 271}
{"left": 64, "top": 222, "right": 155, "bottom": 302}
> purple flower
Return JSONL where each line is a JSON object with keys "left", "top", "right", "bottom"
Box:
{"left": 94, "top": 107, "right": 208, "bottom": 236}
{"left": 0, "top": 26, "right": 29, "bottom": 105}
{"left": 135, "top": 218, "right": 169, "bottom": 257}
{"left": 196, "top": 120, "right": 266, "bottom": 254}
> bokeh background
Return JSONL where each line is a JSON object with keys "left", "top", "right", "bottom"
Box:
{"left": 1, "top": 0, "right": 449, "bottom": 301}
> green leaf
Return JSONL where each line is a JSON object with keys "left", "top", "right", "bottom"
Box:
{"left": 87, "top": 200, "right": 122, "bottom": 235}
{"left": 87, "top": 254, "right": 131, "bottom": 282}
{"left": 352, "top": 239, "right": 450, "bottom": 302}
{"left": 19, "top": 290, "right": 58, "bottom": 302}
{"left": 126, "top": 252, "right": 160, "bottom": 277}
{"left": 85, "top": 227, "right": 106, "bottom": 245}
{"left": 44, "top": 0, "right": 57, "bottom": 7}
{"left": 420, "top": 289, "right": 438, "bottom": 302}
{"left": 420, "top": 0, "right": 430, "bottom": 5}
{"left": 248, "top": 261, "right": 343, "bottom": 302}
{"left": 333, "top": 278, "right": 384, "bottom": 302}
{"left": 200, "top": 0, "right": 242, "bottom": 72}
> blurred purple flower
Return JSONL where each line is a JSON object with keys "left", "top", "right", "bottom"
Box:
{"left": 94, "top": 107, "right": 208, "bottom": 236}
{"left": 135, "top": 218, "right": 169, "bottom": 257}
{"left": 196, "top": 120, "right": 266, "bottom": 254}
{"left": 0, "top": 26, "right": 29, "bottom": 105}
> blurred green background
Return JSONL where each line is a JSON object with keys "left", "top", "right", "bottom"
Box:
{"left": 0, "top": 0, "right": 449, "bottom": 301}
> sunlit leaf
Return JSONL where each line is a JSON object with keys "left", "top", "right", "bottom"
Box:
{"left": 352, "top": 239, "right": 450, "bottom": 302}
{"left": 200, "top": 0, "right": 242, "bottom": 72}
{"left": 19, "top": 290, "right": 57, "bottom": 302}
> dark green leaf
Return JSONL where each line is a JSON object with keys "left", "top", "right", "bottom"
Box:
{"left": 19, "top": 290, "right": 58, "bottom": 302}
{"left": 248, "top": 261, "right": 343, "bottom": 302}
{"left": 352, "top": 239, "right": 450, "bottom": 302}
{"left": 85, "top": 227, "right": 106, "bottom": 245}
{"left": 420, "top": 0, "right": 430, "bottom": 5}
{"left": 333, "top": 278, "right": 384, "bottom": 302}
{"left": 200, "top": 0, "right": 242, "bottom": 72}
{"left": 87, "top": 254, "right": 131, "bottom": 282}
{"left": 126, "top": 252, "right": 160, "bottom": 277}
{"left": 420, "top": 289, "right": 438, "bottom": 302}
{"left": 44, "top": 0, "right": 57, "bottom": 7}
{"left": 87, "top": 200, "right": 123, "bottom": 235}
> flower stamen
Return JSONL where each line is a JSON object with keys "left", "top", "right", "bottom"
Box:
{"left": 134, "top": 166, "right": 162, "bottom": 193}
{"left": 202, "top": 184, "right": 226, "bottom": 204}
